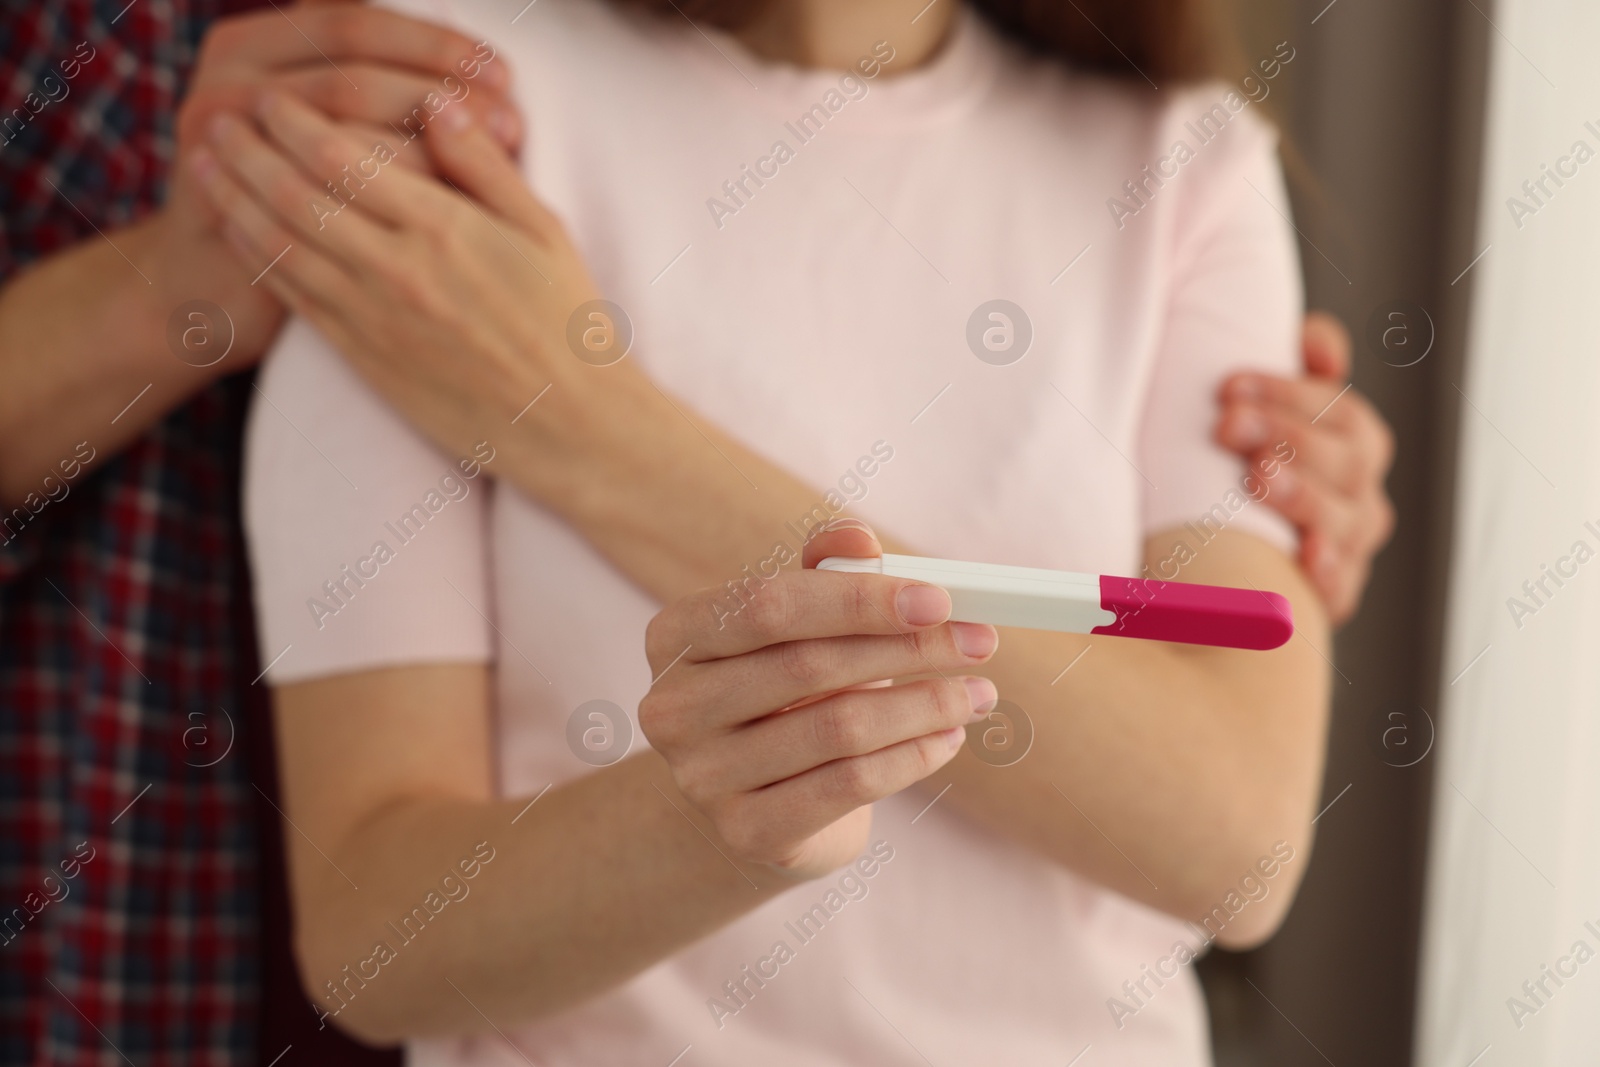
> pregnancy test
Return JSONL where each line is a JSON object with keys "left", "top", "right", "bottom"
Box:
{"left": 815, "top": 554, "right": 1293, "bottom": 650}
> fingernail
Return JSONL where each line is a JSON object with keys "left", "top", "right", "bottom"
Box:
{"left": 208, "top": 112, "right": 236, "bottom": 144}
{"left": 951, "top": 621, "right": 998, "bottom": 659}
{"left": 822, "top": 517, "right": 873, "bottom": 535}
{"left": 437, "top": 103, "right": 473, "bottom": 132}
{"left": 964, "top": 676, "right": 998, "bottom": 718}
{"left": 1225, "top": 409, "right": 1268, "bottom": 449}
{"left": 943, "top": 725, "right": 967, "bottom": 750}
{"left": 896, "top": 584, "right": 951, "bottom": 627}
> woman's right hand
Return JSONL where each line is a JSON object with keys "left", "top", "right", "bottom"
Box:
{"left": 639, "top": 524, "right": 1000, "bottom": 881}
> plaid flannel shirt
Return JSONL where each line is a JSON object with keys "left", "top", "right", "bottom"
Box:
{"left": 3, "top": 1, "right": 277, "bottom": 1062}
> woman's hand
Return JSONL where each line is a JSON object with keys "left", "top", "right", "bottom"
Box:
{"left": 1215, "top": 311, "right": 1398, "bottom": 625}
{"left": 188, "top": 86, "right": 607, "bottom": 469}
{"left": 639, "top": 524, "right": 999, "bottom": 881}
{"left": 160, "top": 4, "right": 522, "bottom": 368}
{"left": 0, "top": 3, "right": 522, "bottom": 503}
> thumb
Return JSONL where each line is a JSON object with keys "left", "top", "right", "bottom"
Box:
{"left": 1302, "top": 310, "right": 1352, "bottom": 382}
{"left": 426, "top": 103, "right": 558, "bottom": 236}
{"left": 803, "top": 519, "right": 884, "bottom": 570}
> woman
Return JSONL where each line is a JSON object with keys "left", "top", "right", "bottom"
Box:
{"left": 194, "top": 0, "right": 1369, "bottom": 1060}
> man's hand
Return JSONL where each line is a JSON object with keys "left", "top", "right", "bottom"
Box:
{"left": 1214, "top": 312, "right": 1398, "bottom": 626}
{"left": 0, "top": 2, "right": 526, "bottom": 505}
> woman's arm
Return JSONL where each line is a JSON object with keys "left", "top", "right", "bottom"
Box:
{"left": 272, "top": 667, "right": 787, "bottom": 1041}
{"left": 494, "top": 377, "right": 1332, "bottom": 944}
{"left": 943, "top": 528, "right": 1329, "bottom": 948}
{"left": 273, "top": 563, "right": 995, "bottom": 1041}
{"left": 206, "top": 94, "right": 1336, "bottom": 938}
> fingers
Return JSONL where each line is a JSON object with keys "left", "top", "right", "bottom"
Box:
{"left": 648, "top": 564, "right": 970, "bottom": 668}
{"left": 273, "top": 63, "right": 521, "bottom": 149}
{"left": 801, "top": 520, "right": 883, "bottom": 570}
{"left": 1250, "top": 451, "right": 1362, "bottom": 550}
{"left": 665, "top": 619, "right": 999, "bottom": 733}
{"left": 246, "top": 89, "right": 460, "bottom": 230}
{"left": 714, "top": 725, "right": 966, "bottom": 863}
{"left": 424, "top": 106, "right": 560, "bottom": 237}
{"left": 1301, "top": 310, "right": 1352, "bottom": 381}
{"left": 1217, "top": 381, "right": 1393, "bottom": 492}
{"left": 187, "top": 144, "right": 357, "bottom": 309}
{"left": 1219, "top": 371, "right": 1347, "bottom": 427}
{"left": 1225, "top": 412, "right": 1362, "bottom": 496}
{"left": 207, "top": 7, "right": 508, "bottom": 85}
{"left": 691, "top": 676, "right": 994, "bottom": 794}
{"left": 1301, "top": 529, "right": 1371, "bottom": 626}
{"left": 203, "top": 109, "right": 397, "bottom": 259}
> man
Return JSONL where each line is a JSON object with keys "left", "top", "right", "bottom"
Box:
{"left": 0, "top": 1, "right": 1394, "bottom": 1061}
{"left": 0, "top": 4, "right": 517, "bottom": 1063}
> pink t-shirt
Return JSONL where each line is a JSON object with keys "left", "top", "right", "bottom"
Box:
{"left": 245, "top": 1, "right": 1302, "bottom": 1063}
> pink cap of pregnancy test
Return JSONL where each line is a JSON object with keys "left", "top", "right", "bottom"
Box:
{"left": 1090, "top": 575, "right": 1294, "bottom": 650}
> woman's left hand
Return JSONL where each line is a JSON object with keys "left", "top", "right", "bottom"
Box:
{"left": 189, "top": 88, "right": 619, "bottom": 469}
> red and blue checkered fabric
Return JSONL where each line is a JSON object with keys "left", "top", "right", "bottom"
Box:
{"left": 2, "top": 1, "right": 268, "bottom": 1062}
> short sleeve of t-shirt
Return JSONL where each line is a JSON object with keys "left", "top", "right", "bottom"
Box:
{"left": 1136, "top": 88, "right": 1303, "bottom": 556}
{"left": 243, "top": 317, "right": 493, "bottom": 686}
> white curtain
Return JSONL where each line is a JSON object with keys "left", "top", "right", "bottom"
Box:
{"left": 1416, "top": 1, "right": 1600, "bottom": 1064}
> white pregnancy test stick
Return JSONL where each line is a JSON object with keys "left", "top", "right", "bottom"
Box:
{"left": 816, "top": 553, "right": 1293, "bottom": 650}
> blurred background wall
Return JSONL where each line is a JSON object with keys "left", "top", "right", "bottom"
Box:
{"left": 1196, "top": 0, "right": 1490, "bottom": 1062}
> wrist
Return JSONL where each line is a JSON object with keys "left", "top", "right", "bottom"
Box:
{"left": 499, "top": 360, "right": 664, "bottom": 511}
{"left": 141, "top": 205, "right": 286, "bottom": 381}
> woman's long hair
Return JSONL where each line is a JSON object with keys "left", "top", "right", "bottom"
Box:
{"left": 611, "top": 0, "right": 1237, "bottom": 83}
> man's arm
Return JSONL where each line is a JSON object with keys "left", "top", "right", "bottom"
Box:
{"left": 0, "top": 4, "right": 519, "bottom": 507}
{"left": 0, "top": 220, "right": 229, "bottom": 504}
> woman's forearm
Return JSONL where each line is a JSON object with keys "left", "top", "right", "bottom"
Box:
{"left": 506, "top": 378, "right": 1330, "bottom": 934}
{"left": 937, "top": 532, "right": 1331, "bottom": 945}
{"left": 280, "top": 708, "right": 793, "bottom": 1042}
